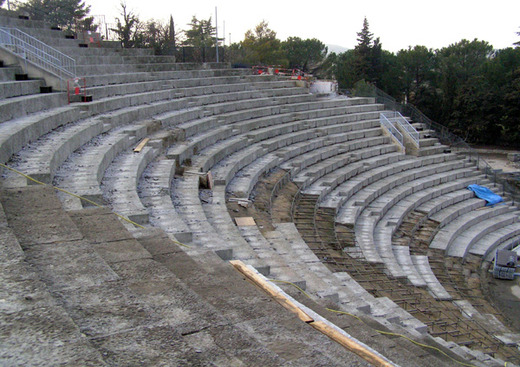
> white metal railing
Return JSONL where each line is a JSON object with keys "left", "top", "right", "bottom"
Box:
{"left": 0, "top": 27, "right": 76, "bottom": 79}
{"left": 381, "top": 111, "right": 420, "bottom": 147}
{"left": 380, "top": 113, "right": 404, "bottom": 148}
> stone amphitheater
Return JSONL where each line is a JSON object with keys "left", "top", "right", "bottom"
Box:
{"left": 2, "top": 14, "right": 520, "bottom": 367}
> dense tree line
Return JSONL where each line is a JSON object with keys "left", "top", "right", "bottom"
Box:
{"left": 336, "top": 18, "right": 520, "bottom": 147}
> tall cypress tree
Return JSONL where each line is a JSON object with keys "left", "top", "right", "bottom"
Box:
{"left": 353, "top": 17, "right": 373, "bottom": 81}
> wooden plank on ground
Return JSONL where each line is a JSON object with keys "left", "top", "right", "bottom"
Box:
{"left": 235, "top": 217, "right": 256, "bottom": 226}
{"left": 134, "top": 138, "right": 150, "bottom": 153}
{"left": 229, "top": 260, "right": 314, "bottom": 323}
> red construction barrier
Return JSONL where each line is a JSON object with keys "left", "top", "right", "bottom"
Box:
{"left": 67, "top": 77, "right": 87, "bottom": 104}
{"left": 252, "top": 65, "right": 309, "bottom": 80}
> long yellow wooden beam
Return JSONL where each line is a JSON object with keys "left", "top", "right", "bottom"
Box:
{"left": 230, "top": 260, "right": 396, "bottom": 367}
{"left": 133, "top": 138, "right": 150, "bottom": 153}
{"left": 229, "top": 260, "right": 314, "bottom": 323}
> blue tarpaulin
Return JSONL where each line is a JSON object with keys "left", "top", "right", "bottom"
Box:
{"left": 467, "top": 184, "right": 503, "bottom": 206}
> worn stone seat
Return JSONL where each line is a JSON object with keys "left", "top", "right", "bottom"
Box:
{"left": 54, "top": 124, "right": 148, "bottom": 209}
{"left": 0, "top": 92, "right": 66, "bottom": 123}
{"left": 101, "top": 145, "right": 160, "bottom": 225}
{"left": 352, "top": 167, "right": 480, "bottom": 264}
{"left": 168, "top": 99, "right": 379, "bottom": 169}
{"left": 339, "top": 157, "right": 470, "bottom": 227}
{"left": 447, "top": 211, "right": 520, "bottom": 257}
{"left": 138, "top": 157, "right": 193, "bottom": 243}
{"left": 430, "top": 202, "right": 518, "bottom": 252}
{"left": 471, "top": 223, "right": 520, "bottom": 258}
{"left": 218, "top": 129, "right": 386, "bottom": 198}
{"left": 373, "top": 183, "right": 485, "bottom": 285}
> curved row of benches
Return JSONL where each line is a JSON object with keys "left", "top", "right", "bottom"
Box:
{"left": 1, "top": 20, "right": 517, "bottom": 364}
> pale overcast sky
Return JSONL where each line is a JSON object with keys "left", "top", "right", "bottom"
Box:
{"left": 87, "top": 0, "right": 519, "bottom": 52}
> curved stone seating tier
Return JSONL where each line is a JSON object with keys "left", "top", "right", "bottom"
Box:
{"left": 430, "top": 202, "right": 518, "bottom": 253}
{"left": 217, "top": 128, "right": 386, "bottom": 198}
{"left": 237, "top": 223, "right": 308, "bottom": 287}
{"left": 78, "top": 87, "right": 186, "bottom": 116}
{"left": 352, "top": 167, "right": 479, "bottom": 265}
{"left": 323, "top": 153, "right": 458, "bottom": 217}
{"left": 265, "top": 222, "right": 430, "bottom": 336}
{"left": 203, "top": 185, "right": 271, "bottom": 264}
{"left": 138, "top": 156, "right": 192, "bottom": 243}
{"left": 472, "top": 223, "right": 520, "bottom": 258}
{"left": 53, "top": 124, "right": 148, "bottom": 209}
{"left": 0, "top": 79, "right": 44, "bottom": 99}
{"left": 171, "top": 165, "right": 270, "bottom": 273}
{"left": 8, "top": 97, "right": 188, "bottom": 185}
{"left": 56, "top": 46, "right": 154, "bottom": 56}
{"left": 378, "top": 184, "right": 480, "bottom": 242}
{"left": 229, "top": 101, "right": 380, "bottom": 137}
{"left": 83, "top": 67, "right": 251, "bottom": 90}
{"left": 373, "top": 183, "right": 485, "bottom": 285}
{"left": 429, "top": 197, "right": 487, "bottom": 226}
{"left": 308, "top": 149, "right": 405, "bottom": 200}
{"left": 101, "top": 145, "right": 160, "bottom": 225}
{"left": 5, "top": 78, "right": 309, "bottom": 186}
{"left": 72, "top": 54, "right": 177, "bottom": 66}
{"left": 76, "top": 62, "right": 214, "bottom": 75}
{"left": 411, "top": 255, "right": 453, "bottom": 300}
{"left": 447, "top": 211, "right": 520, "bottom": 258}
{"left": 1, "top": 71, "right": 257, "bottom": 165}
{"left": 0, "top": 92, "right": 66, "bottom": 123}
{"left": 168, "top": 98, "right": 380, "bottom": 169}
{"left": 198, "top": 115, "right": 378, "bottom": 178}
{"left": 340, "top": 157, "right": 472, "bottom": 227}
{"left": 0, "top": 105, "right": 82, "bottom": 164}
{"left": 263, "top": 223, "right": 376, "bottom": 311}
{"left": 291, "top": 135, "right": 389, "bottom": 189}
{"left": 393, "top": 246, "right": 427, "bottom": 287}
{"left": 279, "top": 125, "right": 381, "bottom": 170}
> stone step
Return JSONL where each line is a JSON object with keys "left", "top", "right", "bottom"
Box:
{"left": 0, "top": 91, "right": 66, "bottom": 123}
{"left": 0, "top": 79, "right": 44, "bottom": 99}
{"left": 0, "top": 191, "right": 107, "bottom": 365}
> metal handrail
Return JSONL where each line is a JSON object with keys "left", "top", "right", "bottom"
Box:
{"left": 381, "top": 110, "right": 420, "bottom": 147}
{"left": 380, "top": 112, "right": 404, "bottom": 148}
{"left": 0, "top": 27, "right": 76, "bottom": 79}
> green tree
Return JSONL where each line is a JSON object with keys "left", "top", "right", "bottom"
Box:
{"left": 14, "top": 0, "right": 90, "bottom": 29}
{"left": 111, "top": 2, "right": 141, "bottom": 48}
{"left": 335, "top": 49, "right": 356, "bottom": 89}
{"left": 282, "top": 37, "right": 327, "bottom": 71}
{"left": 336, "top": 17, "right": 385, "bottom": 89}
{"left": 183, "top": 16, "right": 215, "bottom": 48}
{"left": 378, "top": 50, "right": 402, "bottom": 98}
{"left": 481, "top": 47, "right": 520, "bottom": 145}
{"left": 397, "top": 45, "right": 437, "bottom": 106}
{"left": 436, "top": 39, "right": 493, "bottom": 131}
{"left": 241, "top": 21, "right": 286, "bottom": 66}
{"left": 136, "top": 19, "right": 174, "bottom": 55}
{"left": 352, "top": 17, "right": 373, "bottom": 81}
